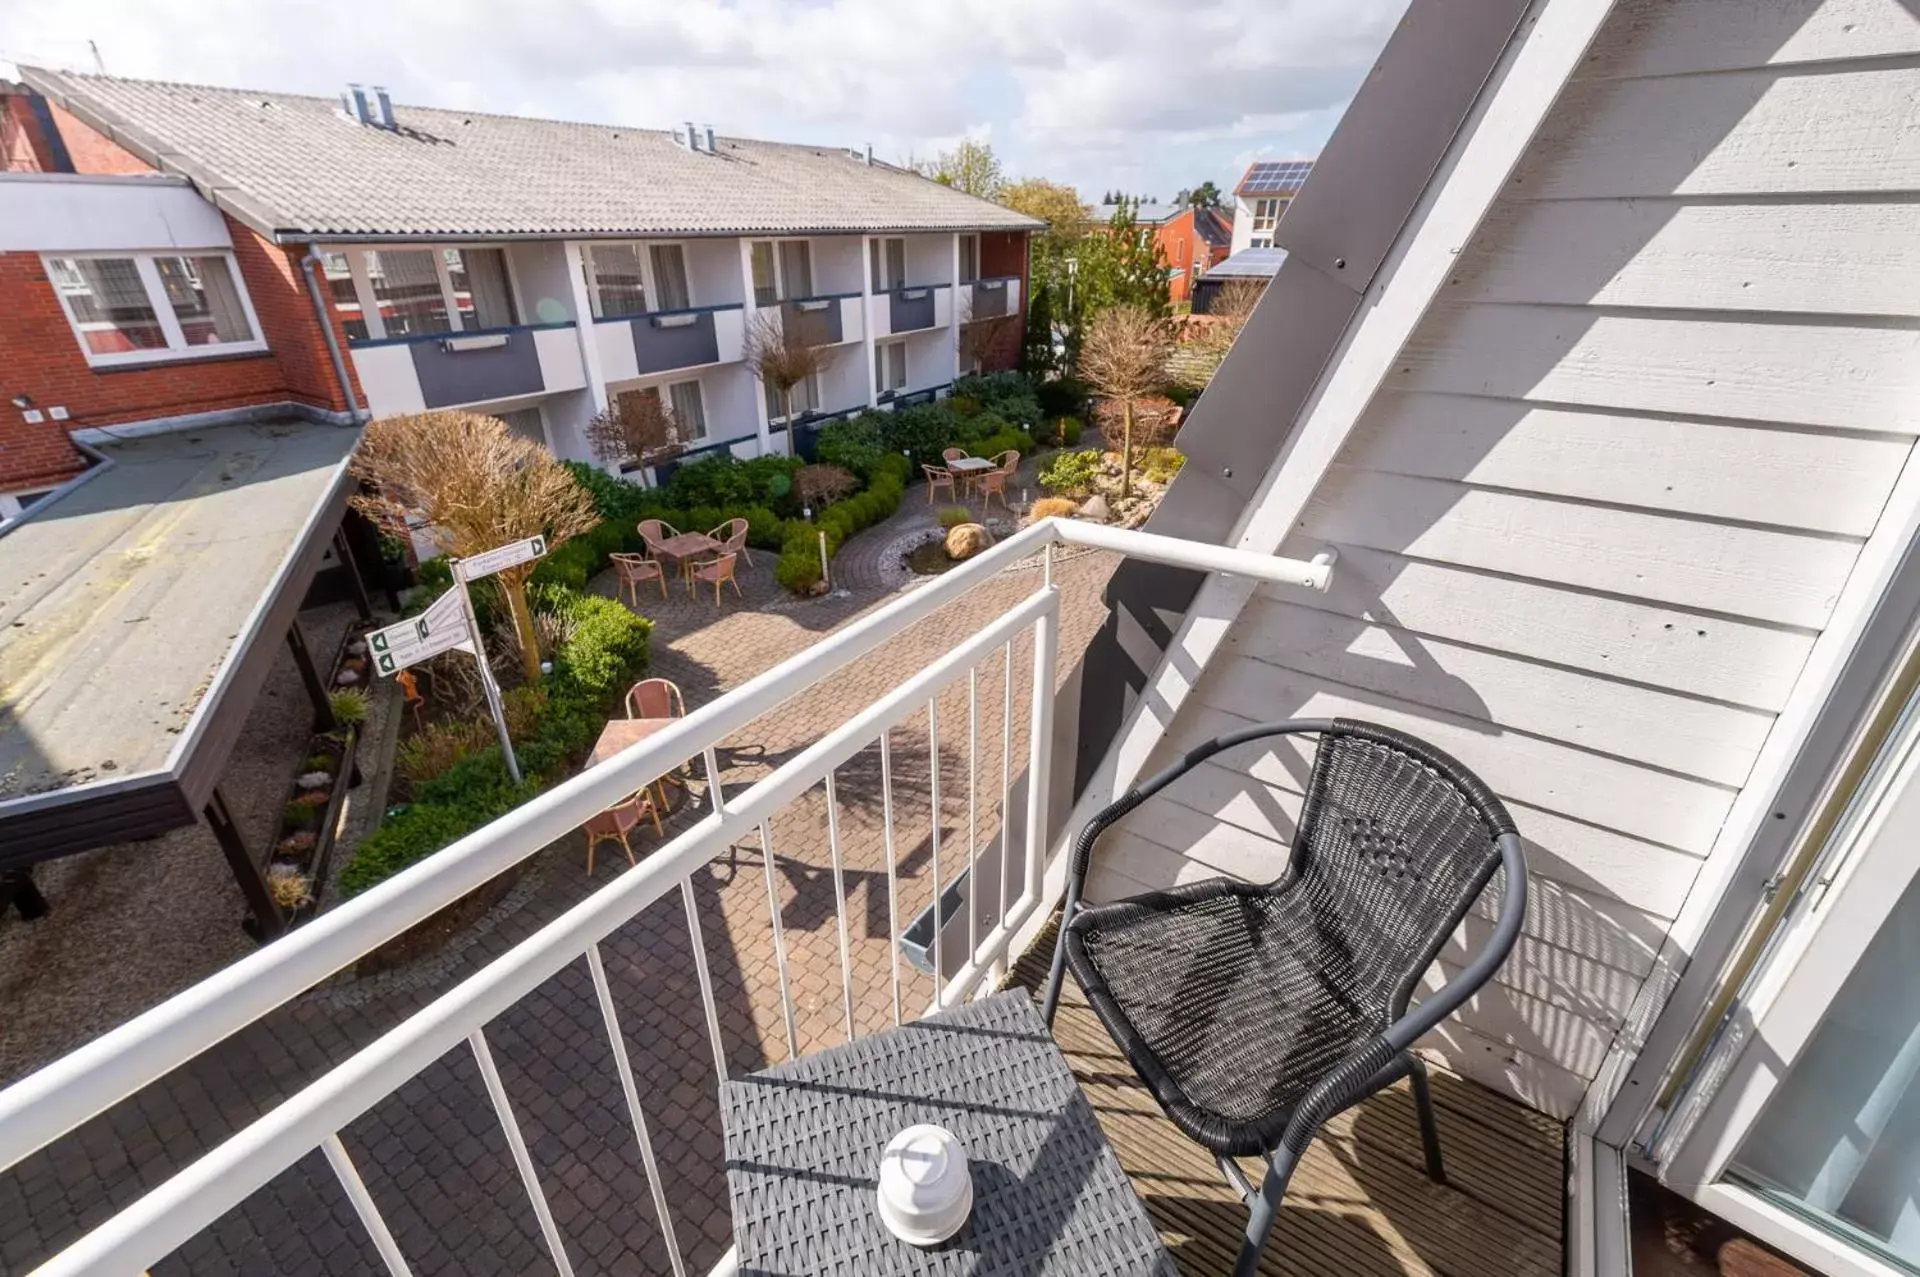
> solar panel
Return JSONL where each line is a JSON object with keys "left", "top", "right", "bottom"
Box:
{"left": 1238, "top": 160, "right": 1314, "bottom": 195}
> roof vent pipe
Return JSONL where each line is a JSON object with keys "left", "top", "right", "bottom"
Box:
{"left": 865, "top": 142, "right": 874, "bottom": 165}
{"left": 685, "top": 121, "right": 699, "bottom": 152}
{"left": 704, "top": 124, "right": 716, "bottom": 152}
{"left": 341, "top": 83, "right": 370, "bottom": 125}
{"left": 371, "top": 86, "right": 396, "bottom": 129}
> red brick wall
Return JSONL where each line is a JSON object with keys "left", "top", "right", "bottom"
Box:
{"left": 1, "top": 94, "right": 59, "bottom": 172}
{"left": 45, "top": 100, "right": 150, "bottom": 175}
{"left": 0, "top": 226, "right": 361, "bottom": 488}
{"left": 978, "top": 232, "right": 1028, "bottom": 372}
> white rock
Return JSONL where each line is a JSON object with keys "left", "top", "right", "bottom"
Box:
{"left": 1079, "top": 494, "right": 1112, "bottom": 521}
{"left": 296, "top": 771, "right": 332, "bottom": 790}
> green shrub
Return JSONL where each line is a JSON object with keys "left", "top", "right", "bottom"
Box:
{"left": 1054, "top": 416, "right": 1084, "bottom": 447}
{"left": 972, "top": 427, "right": 1035, "bottom": 461}
{"left": 1142, "top": 446, "right": 1186, "bottom": 485}
{"left": 744, "top": 505, "right": 784, "bottom": 549}
{"left": 775, "top": 547, "right": 825, "bottom": 592}
{"left": 937, "top": 505, "right": 972, "bottom": 529}
{"left": 815, "top": 414, "right": 889, "bottom": 480}
{"left": 1040, "top": 449, "right": 1104, "bottom": 496}
{"left": 304, "top": 752, "right": 337, "bottom": 775}
{"left": 283, "top": 802, "right": 319, "bottom": 833}
{"left": 396, "top": 718, "right": 495, "bottom": 790}
{"left": 561, "top": 460, "right": 647, "bottom": 521}
{"left": 339, "top": 581, "right": 652, "bottom": 896}
{"left": 876, "top": 403, "right": 956, "bottom": 472}
{"left": 1035, "top": 376, "right": 1087, "bottom": 419}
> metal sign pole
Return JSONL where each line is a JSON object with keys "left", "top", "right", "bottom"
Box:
{"left": 452, "top": 560, "right": 523, "bottom": 785}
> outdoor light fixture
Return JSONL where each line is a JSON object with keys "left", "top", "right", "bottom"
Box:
{"left": 10, "top": 394, "right": 31, "bottom": 410}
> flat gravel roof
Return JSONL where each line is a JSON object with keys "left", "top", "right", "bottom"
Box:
{"left": 0, "top": 420, "right": 358, "bottom": 809}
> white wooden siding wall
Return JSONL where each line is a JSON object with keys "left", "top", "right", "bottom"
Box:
{"left": 1102, "top": 0, "right": 1920, "bottom": 1118}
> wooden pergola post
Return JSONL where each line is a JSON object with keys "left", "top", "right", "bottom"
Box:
{"left": 204, "top": 786, "right": 285, "bottom": 941}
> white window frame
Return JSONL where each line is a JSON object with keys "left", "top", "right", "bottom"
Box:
{"left": 581, "top": 240, "right": 697, "bottom": 321}
{"left": 43, "top": 249, "right": 267, "bottom": 368}
{"left": 748, "top": 237, "right": 816, "bottom": 306}
{"left": 874, "top": 338, "right": 908, "bottom": 397}
{"left": 1249, "top": 196, "right": 1285, "bottom": 249}
{"left": 329, "top": 244, "right": 527, "bottom": 341}
{"left": 871, "top": 236, "right": 907, "bottom": 292}
{"left": 666, "top": 376, "right": 708, "bottom": 442}
{"left": 766, "top": 369, "right": 824, "bottom": 425}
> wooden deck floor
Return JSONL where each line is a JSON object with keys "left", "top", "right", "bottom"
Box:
{"left": 1010, "top": 950, "right": 1566, "bottom": 1276}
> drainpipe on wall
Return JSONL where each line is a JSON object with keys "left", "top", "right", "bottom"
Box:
{"left": 298, "top": 247, "right": 369, "bottom": 424}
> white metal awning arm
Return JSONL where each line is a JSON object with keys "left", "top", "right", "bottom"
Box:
{"left": 1048, "top": 519, "right": 1336, "bottom": 591}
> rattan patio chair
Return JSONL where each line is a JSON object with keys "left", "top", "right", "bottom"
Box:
{"left": 1041, "top": 717, "right": 1528, "bottom": 1277}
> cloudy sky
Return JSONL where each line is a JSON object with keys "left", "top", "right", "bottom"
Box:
{"left": 1, "top": 0, "right": 1408, "bottom": 202}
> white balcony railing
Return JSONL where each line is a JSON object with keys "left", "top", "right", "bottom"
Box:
{"left": 0, "top": 519, "right": 1333, "bottom": 1277}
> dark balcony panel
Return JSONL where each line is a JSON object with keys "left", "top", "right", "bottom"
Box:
{"left": 410, "top": 329, "right": 544, "bottom": 409}
{"left": 782, "top": 298, "right": 842, "bottom": 346}
{"left": 890, "top": 288, "right": 936, "bottom": 333}
{"left": 971, "top": 280, "right": 1009, "bottom": 319}
{"left": 632, "top": 309, "right": 719, "bottom": 375}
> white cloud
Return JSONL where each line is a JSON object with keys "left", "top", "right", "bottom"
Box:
{"left": 1, "top": 0, "right": 1408, "bottom": 199}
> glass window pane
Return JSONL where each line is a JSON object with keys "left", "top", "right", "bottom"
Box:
{"left": 650, "top": 245, "right": 691, "bottom": 311}
{"left": 320, "top": 251, "right": 369, "bottom": 341}
{"left": 891, "top": 342, "right": 907, "bottom": 389}
{"left": 49, "top": 257, "right": 167, "bottom": 355}
{"left": 669, "top": 380, "right": 707, "bottom": 440}
{"left": 155, "top": 255, "right": 253, "bottom": 346}
{"left": 778, "top": 241, "right": 812, "bottom": 300}
{"left": 588, "top": 245, "right": 647, "bottom": 319}
{"left": 751, "top": 242, "right": 777, "bottom": 308}
{"left": 368, "top": 249, "right": 452, "bottom": 336}
{"left": 960, "top": 235, "right": 978, "bottom": 283}
{"left": 1732, "top": 869, "right": 1920, "bottom": 1266}
{"left": 446, "top": 248, "right": 517, "bottom": 330}
{"left": 886, "top": 239, "right": 906, "bottom": 290}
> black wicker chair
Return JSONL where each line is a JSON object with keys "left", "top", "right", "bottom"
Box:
{"left": 1040, "top": 717, "right": 1527, "bottom": 1277}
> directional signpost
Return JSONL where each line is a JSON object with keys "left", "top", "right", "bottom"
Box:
{"left": 373, "top": 535, "right": 551, "bottom": 786}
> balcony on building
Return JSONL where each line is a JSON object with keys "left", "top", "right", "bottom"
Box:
{"left": 866, "top": 232, "right": 955, "bottom": 339}
{"left": 585, "top": 239, "right": 749, "bottom": 383}
{"left": 327, "top": 243, "right": 586, "bottom": 417}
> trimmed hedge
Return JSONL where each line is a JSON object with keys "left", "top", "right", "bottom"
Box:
{"left": 337, "top": 588, "right": 652, "bottom": 896}
{"left": 773, "top": 462, "right": 907, "bottom": 591}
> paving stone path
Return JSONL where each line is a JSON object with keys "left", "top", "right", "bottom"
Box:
{"left": 0, "top": 502, "right": 1119, "bottom": 1277}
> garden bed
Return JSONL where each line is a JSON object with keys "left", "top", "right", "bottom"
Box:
{"left": 263, "top": 628, "right": 375, "bottom": 924}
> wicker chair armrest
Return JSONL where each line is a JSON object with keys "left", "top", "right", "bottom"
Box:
{"left": 1382, "top": 831, "right": 1528, "bottom": 1051}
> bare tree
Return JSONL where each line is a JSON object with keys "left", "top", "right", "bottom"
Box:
{"left": 351, "top": 411, "right": 600, "bottom": 683}
{"left": 958, "top": 297, "right": 1022, "bottom": 376}
{"left": 1177, "top": 276, "right": 1267, "bottom": 390}
{"left": 585, "top": 388, "right": 687, "bottom": 474}
{"left": 1078, "top": 305, "right": 1174, "bottom": 498}
{"left": 743, "top": 310, "right": 827, "bottom": 451}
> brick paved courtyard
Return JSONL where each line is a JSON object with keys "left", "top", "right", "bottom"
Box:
{"left": 0, "top": 514, "right": 1119, "bottom": 1276}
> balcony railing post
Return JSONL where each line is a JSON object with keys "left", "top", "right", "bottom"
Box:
{"left": 1024, "top": 550, "right": 1060, "bottom": 910}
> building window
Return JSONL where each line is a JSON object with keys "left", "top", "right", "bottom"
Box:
{"left": 587, "top": 245, "right": 648, "bottom": 319}
{"left": 0, "top": 487, "right": 56, "bottom": 522}
{"left": 874, "top": 338, "right": 907, "bottom": 396}
{"left": 367, "top": 249, "right": 453, "bottom": 337}
{"left": 45, "top": 251, "right": 264, "bottom": 365}
{"left": 766, "top": 371, "right": 821, "bottom": 423}
{"left": 329, "top": 244, "right": 530, "bottom": 341}
{"left": 650, "top": 245, "right": 691, "bottom": 312}
{"left": 497, "top": 406, "right": 546, "bottom": 446}
{"left": 959, "top": 234, "right": 978, "bottom": 284}
{"left": 320, "top": 252, "right": 369, "bottom": 340}
{"left": 445, "top": 248, "right": 518, "bottom": 329}
{"left": 667, "top": 378, "right": 707, "bottom": 441}
{"left": 871, "top": 237, "right": 906, "bottom": 291}
{"left": 750, "top": 239, "right": 814, "bottom": 306}
{"left": 1250, "top": 196, "right": 1285, "bottom": 249}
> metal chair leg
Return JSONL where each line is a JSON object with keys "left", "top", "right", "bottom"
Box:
{"left": 1234, "top": 1142, "right": 1302, "bottom": 1277}
{"left": 1407, "top": 1055, "right": 1446, "bottom": 1183}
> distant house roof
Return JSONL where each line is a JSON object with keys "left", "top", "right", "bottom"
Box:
{"left": 19, "top": 68, "right": 1043, "bottom": 242}
{"left": 1193, "top": 207, "right": 1234, "bottom": 248}
{"left": 1207, "top": 246, "right": 1288, "bottom": 278}
{"left": 1234, "top": 159, "right": 1315, "bottom": 198}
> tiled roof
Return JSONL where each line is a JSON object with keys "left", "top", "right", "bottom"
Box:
{"left": 1193, "top": 207, "right": 1234, "bottom": 247}
{"left": 1097, "top": 201, "right": 1184, "bottom": 225}
{"left": 20, "top": 69, "right": 1042, "bottom": 241}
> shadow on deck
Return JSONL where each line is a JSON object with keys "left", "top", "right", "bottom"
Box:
{"left": 1008, "top": 940, "right": 1566, "bottom": 1276}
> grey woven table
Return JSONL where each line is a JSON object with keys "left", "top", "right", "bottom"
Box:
{"left": 721, "top": 989, "right": 1176, "bottom": 1275}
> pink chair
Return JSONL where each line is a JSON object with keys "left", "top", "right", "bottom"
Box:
{"left": 976, "top": 455, "right": 1016, "bottom": 511}
{"left": 637, "top": 519, "right": 679, "bottom": 557}
{"left": 923, "top": 464, "right": 956, "bottom": 505}
{"left": 610, "top": 552, "right": 667, "bottom": 605}
{"left": 690, "top": 552, "right": 743, "bottom": 608}
{"left": 625, "top": 677, "right": 687, "bottom": 721}
{"left": 584, "top": 791, "right": 664, "bottom": 876}
{"left": 710, "top": 516, "right": 753, "bottom": 567}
